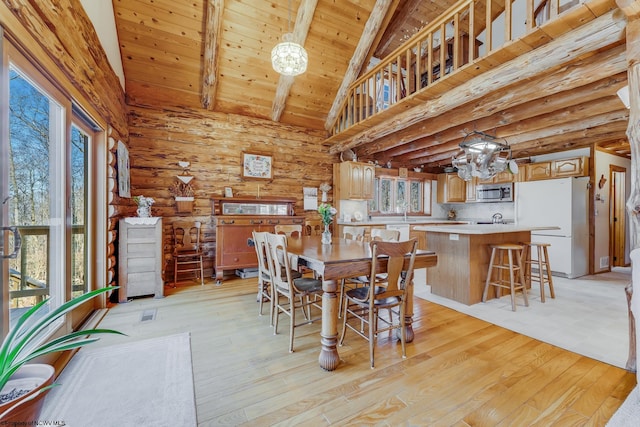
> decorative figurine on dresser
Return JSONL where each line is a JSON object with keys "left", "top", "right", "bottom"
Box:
{"left": 211, "top": 196, "right": 304, "bottom": 284}
{"left": 118, "top": 199, "right": 163, "bottom": 302}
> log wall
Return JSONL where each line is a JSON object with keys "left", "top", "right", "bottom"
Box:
{"left": 1, "top": 0, "right": 129, "bottom": 293}
{"left": 125, "top": 105, "right": 337, "bottom": 278}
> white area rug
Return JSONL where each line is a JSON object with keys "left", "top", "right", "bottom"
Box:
{"left": 40, "top": 333, "right": 197, "bottom": 427}
{"left": 413, "top": 269, "right": 630, "bottom": 368}
{"left": 607, "top": 386, "right": 640, "bottom": 426}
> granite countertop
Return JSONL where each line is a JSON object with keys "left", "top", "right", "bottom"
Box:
{"left": 413, "top": 224, "right": 560, "bottom": 235}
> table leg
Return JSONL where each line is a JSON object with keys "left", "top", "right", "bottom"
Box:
{"left": 319, "top": 279, "right": 340, "bottom": 371}
{"left": 401, "top": 279, "right": 415, "bottom": 343}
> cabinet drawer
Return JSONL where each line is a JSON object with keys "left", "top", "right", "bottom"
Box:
{"left": 123, "top": 242, "right": 157, "bottom": 256}
{"left": 220, "top": 252, "right": 256, "bottom": 267}
{"left": 125, "top": 257, "right": 157, "bottom": 273}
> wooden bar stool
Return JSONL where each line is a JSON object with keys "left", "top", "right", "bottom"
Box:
{"left": 482, "top": 243, "right": 529, "bottom": 311}
{"left": 521, "top": 242, "right": 555, "bottom": 303}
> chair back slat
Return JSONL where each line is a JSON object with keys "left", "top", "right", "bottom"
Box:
{"left": 173, "top": 221, "right": 202, "bottom": 252}
{"left": 252, "top": 231, "right": 270, "bottom": 279}
{"left": 266, "top": 233, "right": 294, "bottom": 294}
{"left": 369, "top": 239, "right": 418, "bottom": 296}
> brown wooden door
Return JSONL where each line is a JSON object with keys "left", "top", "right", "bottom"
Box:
{"left": 610, "top": 166, "right": 627, "bottom": 267}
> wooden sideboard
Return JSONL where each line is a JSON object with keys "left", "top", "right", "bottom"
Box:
{"left": 211, "top": 197, "right": 304, "bottom": 282}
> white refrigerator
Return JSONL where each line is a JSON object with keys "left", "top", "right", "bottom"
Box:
{"left": 515, "top": 177, "right": 589, "bottom": 278}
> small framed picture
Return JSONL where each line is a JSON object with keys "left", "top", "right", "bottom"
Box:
{"left": 224, "top": 187, "right": 233, "bottom": 198}
{"left": 242, "top": 152, "right": 272, "bottom": 180}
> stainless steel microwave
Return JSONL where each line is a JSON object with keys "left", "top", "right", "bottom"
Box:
{"left": 476, "top": 183, "right": 513, "bottom": 202}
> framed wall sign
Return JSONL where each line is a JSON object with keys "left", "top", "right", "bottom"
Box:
{"left": 117, "top": 140, "right": 131, "bottom": 198}
{"left": 242, "top": 152, "right": 272, "bottom": 180}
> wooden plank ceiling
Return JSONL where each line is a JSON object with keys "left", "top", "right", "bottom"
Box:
{"left": 112, "top": 0, "right": 630, "bottom": 172}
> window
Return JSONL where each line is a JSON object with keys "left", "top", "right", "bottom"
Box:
{"left": 372, "top": 176, "right": 431, "bottom": 216}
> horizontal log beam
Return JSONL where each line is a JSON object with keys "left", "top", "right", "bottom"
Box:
{"left": 328, "top": 9, "right": 627, "bottom": 155}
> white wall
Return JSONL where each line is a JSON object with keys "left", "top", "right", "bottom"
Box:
{"left": 79, "top": 0, "right": 125, "bottom": 89}
{"left": 594, "top": 150, "right": 632, "bottom": 271}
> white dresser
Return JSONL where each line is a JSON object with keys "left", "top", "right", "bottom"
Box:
{"left": 118, "top": 217, "right": 163, "bottom": 302}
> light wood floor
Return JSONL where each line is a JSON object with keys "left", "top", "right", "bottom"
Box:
{"left": 97, "top": 276, "right": 636, "bottom": 426}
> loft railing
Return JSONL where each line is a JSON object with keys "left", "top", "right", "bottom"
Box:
{"left": 330, "top": 0, "right": 579, "bottom": 136}
{"left": 9, "top": 224, "right": 86, "bottom": 305}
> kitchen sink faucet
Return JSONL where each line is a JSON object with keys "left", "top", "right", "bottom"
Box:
{"left": 492, "top": 212, "right": 503, "bottom": 224}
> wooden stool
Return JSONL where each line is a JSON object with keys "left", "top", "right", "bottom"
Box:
{"left": 521, "top": 242, "right": 555, "bottom": 303}
{"left": 482, "top": 243, "right": 529, "bottom": 311}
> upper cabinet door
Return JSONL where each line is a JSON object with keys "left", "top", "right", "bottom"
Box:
{"left": 362, "top": 164, "right": 375, "bottom": 199}
{"left": 338, "top": 162, "right": 375, "bottom": 200}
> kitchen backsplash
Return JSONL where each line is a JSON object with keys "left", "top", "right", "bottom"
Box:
{"left": 433, "top": 200, "right": 515, "bottom": 221}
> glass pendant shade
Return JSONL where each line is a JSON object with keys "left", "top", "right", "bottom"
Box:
{"left": 271, "top": 33, "right": 308, "bottom": 76}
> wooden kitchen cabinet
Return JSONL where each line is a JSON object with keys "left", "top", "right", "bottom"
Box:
{"left": 465, "top": 177, "right": 476, "bottom": 202}
{"left": 211, "top": 197, "right": 304, "bottom": 281}
{"left": 334, "top": 161, "right": 375, "bottom": 200}
{"left": 118, "top": 217, "right": 163, "bottom": 302}
{"left": 437, "top": 173, "right": 466, "bottom": 203}
{"left": 477, "top": 170, "right": 514, "bottom": 184}
{"left": 409, "top": 225, "right": 427, "bottom": 250}
{"left": 524, "top": 156, "right": 588, "bottom": 181}
{"left": 553, "top": 157, "right": 588, "bottom": 177}
{"left": 525, "top": 161, "right": 552, "bottom": 181}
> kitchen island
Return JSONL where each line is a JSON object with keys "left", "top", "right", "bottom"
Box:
{"left": 413, "top": 224, "right": 558, "bottom": 305}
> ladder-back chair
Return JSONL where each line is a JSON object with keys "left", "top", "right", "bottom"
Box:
{"left": 172, "top": 221, "right": 204, "bottom": 286}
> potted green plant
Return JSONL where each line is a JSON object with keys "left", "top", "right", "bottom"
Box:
{"left": 0, "top": 287, "right": 123, "bottom": 422}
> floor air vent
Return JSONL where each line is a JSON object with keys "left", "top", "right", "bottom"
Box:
{"left": 140, "top": 308, "right": 157, "bottom": 322}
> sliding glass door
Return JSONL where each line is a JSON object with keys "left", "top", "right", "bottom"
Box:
{"left": 1, "top": 35, "right": 104, "bottom": 340}
{"left": 3, "top": 52, "right": 67, "bottom": 331}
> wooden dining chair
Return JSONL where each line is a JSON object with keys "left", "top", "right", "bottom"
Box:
{"left": 371, "top": 228, "right": 400, "bottom": 242}
{"left": 274, "top": 224, "right": 302, "bottom": 238}
{"left": 342, "top": 226, "right": 366, "bottom": 241}
{"left": 338, "top": 226, "right": 397, "bottom": 315}
{"left": 253, "top": 231, "right": 302, "bottom": 325}
{"left": 304, "top": 219, "right": 324, "bottom": 236}
{"left": 252, "top": 231, "right": 274, "bottom": 323}
{"left": 172, "top": 221, "right": 204, "bottom": 286}
{"left": 339, "top": 239, "right": 418, "bottom": 368}
{"left": 265, "top": 232, "right": 323, "bottom": 353}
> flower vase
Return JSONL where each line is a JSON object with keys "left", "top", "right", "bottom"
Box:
{"left": 136, "top": 206, "right": 151, "bottom": 218}
{"left": 321, "top": 224, "right": 332, "bottom": 244}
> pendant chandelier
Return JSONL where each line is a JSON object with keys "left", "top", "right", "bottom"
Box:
{"left": 452, "top": 131, "right": 511, "bottom": 181}
{"left": 271, "top": 0, "right": 308, "bottom": 76}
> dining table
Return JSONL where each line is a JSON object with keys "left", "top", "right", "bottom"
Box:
{"left": 286, "top": 236, "right": 438, "bottom": 371}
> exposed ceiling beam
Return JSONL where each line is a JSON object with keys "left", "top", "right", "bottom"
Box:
{"left": 358, "top": 47, "right": 628, "bottom": 161}
{"left": 201, "top": 0, "right": 224, "bottom": 110}
{"left": 327, "top": 9, "right": 627, "bottom": 154}
{"left": 360, "top": 0, "right": 402, "bottom": 77}
{"left": 360, "top": 66, "right": 627, "bottom": 160}
{"left": 271, "top": 0, "right": 319, "bottom": 122}
{"left": 408, "top": 110, "right": 629, "bottom": 166}
{"left": 373, "top": 0, "right": 423, "bottom": 57}
{"left": 393, "top": 94, "right": 627, "bottom": 164}
{"left": 324, "top": 0, "right": 395, "bottom": 131}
